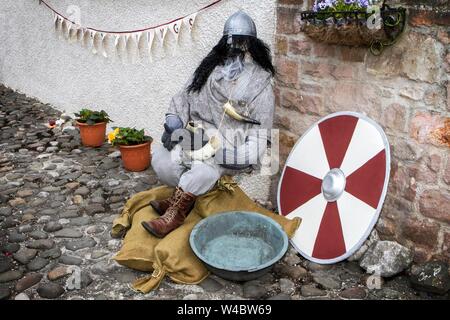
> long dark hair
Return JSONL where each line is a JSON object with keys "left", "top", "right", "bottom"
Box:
{"left": 187, "top": 35, "right": 275, "bottom": 93}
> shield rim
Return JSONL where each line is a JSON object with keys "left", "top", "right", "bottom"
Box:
{"left": 277, "top": 111, "right": 391, "bottom": 264}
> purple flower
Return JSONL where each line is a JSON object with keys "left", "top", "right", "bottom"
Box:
{"left": 313, "top": 0, "right": 334, "bottom": 11}
{"left": 358, "top": 0, "right": 369, "bottom": 7}
{"left": 344, "top": 0, "right": 355, "bottom": 4}
{"left": 318, "top": 2, "right": 329, "bottom": 10}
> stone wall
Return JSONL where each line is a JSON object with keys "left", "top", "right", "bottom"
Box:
{"left": 273, "top": 0, "right": 449, "bottom": 263}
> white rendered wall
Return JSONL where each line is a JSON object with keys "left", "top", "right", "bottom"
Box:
{"left": 0, "top": 0, "right": 276, "bottom": 201}
{"left": 0, "top": 0, "right": 276, "bottom": 139}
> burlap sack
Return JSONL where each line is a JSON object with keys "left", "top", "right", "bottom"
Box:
{"left": 112, "top": 177, "right": 301, "bottom": 293}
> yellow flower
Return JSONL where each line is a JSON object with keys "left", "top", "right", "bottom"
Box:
{"left": 108, "top": 128, "right": 120, "bottom": 144}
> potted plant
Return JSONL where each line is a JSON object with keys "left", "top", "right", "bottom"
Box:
{"left": 75, "top": 109, "right": 112, "bottom": 147}
{"left": 300, "top": 0, "right": 406, "bottom": 55}
{"left": 108, "top": 127, "right": 153, "bottom": 172}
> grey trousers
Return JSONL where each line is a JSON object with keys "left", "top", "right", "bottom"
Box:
{"left": 152, "top": 145, "right": 235, "bottom": 196}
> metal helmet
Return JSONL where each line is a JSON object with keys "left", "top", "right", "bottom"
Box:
{"left": 223, "top": 10, "right": 257, "bottom": 38}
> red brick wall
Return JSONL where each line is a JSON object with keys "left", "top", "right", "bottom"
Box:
{"left": 273, "top": 0, "right": 450, "bottom": 263}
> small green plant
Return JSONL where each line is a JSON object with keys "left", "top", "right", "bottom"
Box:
{"left": 75, "top": 109, "right": 112, "bottom": 125}
{"left": 108, "top": 127, "right": 152, "bottom": 146}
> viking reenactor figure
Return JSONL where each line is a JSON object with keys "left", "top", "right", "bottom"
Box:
{"left": 142, "top": 11, "right": 276, "bottom": 238}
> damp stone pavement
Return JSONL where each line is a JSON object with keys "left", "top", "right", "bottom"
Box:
{"left": 0, "top": 85, "right": 445, "bottom": 300}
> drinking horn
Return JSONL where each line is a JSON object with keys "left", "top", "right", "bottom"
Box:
{"left": 223, "top": 101, "right": 261, "bottom": 125}
{"left": 184, "top": 122, "right": 219, "bottom": 161}
{"left": 188, "top": 135, "right": 221, "bottom": 161}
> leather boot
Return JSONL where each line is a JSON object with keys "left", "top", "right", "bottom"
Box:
{"left": 149, "top": 189, "right": 177, "bottom": 215}
{"left": 142, "top": 188, "right": 197, "bottom": 238}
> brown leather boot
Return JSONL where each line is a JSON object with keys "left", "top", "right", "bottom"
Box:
{"left": 149, "top": 189, "right": 177, "bottom": 215}
{"left": 142, "top": 188, "right": 197, "bottom": 238}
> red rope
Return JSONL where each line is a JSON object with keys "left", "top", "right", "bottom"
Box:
{"left": 39, "top": 0, "right": 224, "bottom": 34}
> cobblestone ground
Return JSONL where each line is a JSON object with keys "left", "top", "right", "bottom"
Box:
{"left": 0, "top": 85, "right": 437, "bottom": 300}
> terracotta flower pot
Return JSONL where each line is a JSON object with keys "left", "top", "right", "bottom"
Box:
{"left": 119, "top": 141, "right": 151, "bottom": 172}
{"left": 77, "top": 121, "right": 107, "bottom": 147}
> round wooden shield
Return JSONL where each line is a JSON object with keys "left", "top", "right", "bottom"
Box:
{"left": 277, "top": 112, "right": 390, "bottom": 264}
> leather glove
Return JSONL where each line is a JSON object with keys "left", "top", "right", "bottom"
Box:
{"left": 161, "top": 114, "right": 183, "bottom": 151}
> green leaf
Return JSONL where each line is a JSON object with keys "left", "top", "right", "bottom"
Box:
{"left": 111, "top": 127, "right": 153, "bottom": 146}
{"left": 74, "top": 108, "right": 112, "bottom": 124}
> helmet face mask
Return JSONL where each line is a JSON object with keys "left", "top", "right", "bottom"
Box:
{"left": 226, "top": 35, "right": 249, "bottom": 57}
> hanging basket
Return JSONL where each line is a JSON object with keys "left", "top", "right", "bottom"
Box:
{"left": 300, "top": 4, "right": 406, "bottom": 55}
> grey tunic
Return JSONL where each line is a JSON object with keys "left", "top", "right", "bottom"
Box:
{"left": 168, "top": 58, "right": 274, "bottom": 155}
{"left": 152, "top": 57, "right": 274, "bottom": 195}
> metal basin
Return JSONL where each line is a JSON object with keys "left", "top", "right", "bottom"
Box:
{"left": 189, "top": 211, "right": 288, "bottom": 282}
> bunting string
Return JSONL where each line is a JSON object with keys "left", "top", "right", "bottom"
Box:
{"left": 38, "top": 0, "right": 225, "bottom": 62}
{"left": 39, "top": 0, "right": 223, "bottom": 34}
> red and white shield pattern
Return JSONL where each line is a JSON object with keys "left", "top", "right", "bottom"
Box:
{"left": 278, "top": 112, "right": 390, "bottom": 264}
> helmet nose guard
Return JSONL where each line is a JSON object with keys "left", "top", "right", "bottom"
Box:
{"left": 223, "top": 10, "right": 257, "bottom": 38}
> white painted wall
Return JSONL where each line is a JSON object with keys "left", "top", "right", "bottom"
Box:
{"left": 0, "top": 0, "right": 277, "bottom": 201}
{"left": 0, "top": 0, "right": 276, "bottom": 141}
